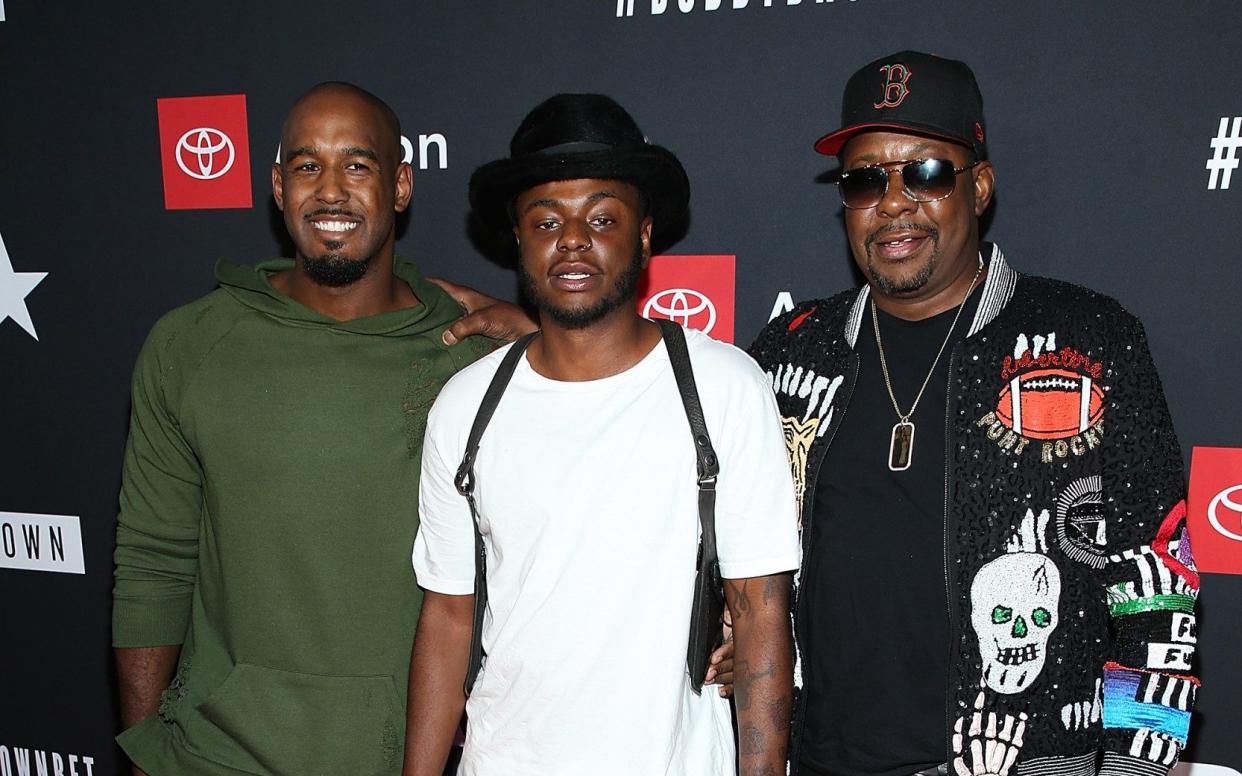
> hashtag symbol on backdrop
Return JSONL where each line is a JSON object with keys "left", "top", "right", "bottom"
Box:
{"left": 1206, "top": 116, "right": 1242, "bottom": 190}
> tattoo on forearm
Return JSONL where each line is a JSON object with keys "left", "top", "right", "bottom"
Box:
{"left": 731, "top": 574, "right": 793, "bottom": 776}
{"left": 766, "top": 692, "right": 792, "bottom": 728}
{"left": 740, "top": 721, "right": 765, "bottom": 756}
{"left": 730, "top": 579, "right": 752, "bottom": 615}
{"left": 761, "top": 575, "right": 785, "bottom": 606}
{"left": 735, "top": 660, "right": 750, "bottom": 710}
{"left": 730, "top": 575, "right": 789, "bottom": 620}
{"left": 734, "top": 658, "right": 777, "bottom": 711}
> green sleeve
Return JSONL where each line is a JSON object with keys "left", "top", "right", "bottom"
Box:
{"left": 112, "top": 319, "right": 203, "bottom": 647}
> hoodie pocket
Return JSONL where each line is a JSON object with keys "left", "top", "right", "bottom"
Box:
{"left": 186, "top": 663, "right": 403, "bottom": 776}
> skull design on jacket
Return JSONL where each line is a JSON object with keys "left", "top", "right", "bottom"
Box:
{"left": 970, "top": 508, "right": 1062, "bottom": 694}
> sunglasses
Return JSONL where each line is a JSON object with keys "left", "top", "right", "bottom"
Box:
{"left": 836, "top": 158, "right": 979, "bottom": 210}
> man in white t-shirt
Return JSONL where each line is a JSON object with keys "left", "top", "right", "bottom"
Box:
{"left": 402, "top": 94, "right": 800, "bottom": 776}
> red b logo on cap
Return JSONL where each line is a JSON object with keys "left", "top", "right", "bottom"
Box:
{"left": 874, "top": 64, "right": 911, "bottom": 109}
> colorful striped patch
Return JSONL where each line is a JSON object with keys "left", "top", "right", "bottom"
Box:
{"left": 1108, "top": 592, "right": 1196, "bottom": 617}
{"left": 1102, "top": 665, "right": 1192, "bottom": 743}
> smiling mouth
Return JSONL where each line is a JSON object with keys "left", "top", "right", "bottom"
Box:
{"left": 878, "top": 236, "right": 921, "bottom": 248}
{"left": 867, "top": 223, "right": 938, "bottom": 253}
{"left": 311, "top": 220, "right": 359, "bottom": 233}
{"left": 870, "top": 234, "right": 930, "bottom": 262}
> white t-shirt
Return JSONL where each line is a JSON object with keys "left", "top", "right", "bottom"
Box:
{"left": 413, "top": 326, "right": 800, "bottom": 776}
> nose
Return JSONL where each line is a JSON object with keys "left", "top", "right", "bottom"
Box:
{"left": 1012, "top": 615, "right": 1028, "bottom": 639}
{"left": 316, "top": 166, "right": 348, "bottom": 204}
{"left": 875, "top": 167, "right": 917, "bottom": 218}
{"left": 557, "top": 219, "right": 592, "bottom": 252}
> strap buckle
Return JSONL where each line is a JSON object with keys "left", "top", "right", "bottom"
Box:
{"left": 454, "top": 461, "right": 474, "bottom": 496}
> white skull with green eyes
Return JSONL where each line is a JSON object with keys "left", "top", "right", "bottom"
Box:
{"left": 971, "top": 509, "right": 1062, "bottom": 695}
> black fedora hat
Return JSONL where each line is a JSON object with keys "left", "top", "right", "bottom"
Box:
{"left": 469, "top": 94, "right": 689, "bottom": 235}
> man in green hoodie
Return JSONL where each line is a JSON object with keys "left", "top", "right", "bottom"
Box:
{"left": 111, "top": 82, "right": 527, "bottom": 775}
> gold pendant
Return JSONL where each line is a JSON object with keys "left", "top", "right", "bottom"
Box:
{"left": 889, "top": 421, "right": 915, "bottom": 471}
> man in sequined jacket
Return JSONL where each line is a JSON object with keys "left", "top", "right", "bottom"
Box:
{"left": 746, "top": 51, "right": 1198, "bottom": 776}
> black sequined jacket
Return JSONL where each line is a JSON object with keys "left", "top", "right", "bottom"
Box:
{"left": 748, "top": 245, "right": 1198, "bottom": 776}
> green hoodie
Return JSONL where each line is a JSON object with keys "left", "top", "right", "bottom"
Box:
{"left": 112, "top": 257, "right": 492, "bottom": 776}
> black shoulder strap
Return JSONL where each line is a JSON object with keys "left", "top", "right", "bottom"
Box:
{"left": 655, "top": 318, "right": 720, "bottom": 526}
{"left": 654, "top": 319, "right": 724, "bottom": 694}
{"left": 457, "top": 332, "right": 537, "bottom": 695}
{"left": 454, "top": 333, "right": 537, "bottom": 499}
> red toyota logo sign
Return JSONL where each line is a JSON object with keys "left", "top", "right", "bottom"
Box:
{"left": 637, "top": 254, "right": 735, "bottom": 343}
{"left": 1187, "top": 446, "right": 1242, "bottom": 575}
{"left": 157, "top": 94, "right": 253, "bottom": 210}
{"left": 1207, "top": 485, "right": 1242, "bottom": 541}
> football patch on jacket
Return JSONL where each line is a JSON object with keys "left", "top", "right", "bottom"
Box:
{"left": 976, "top": 332, "right": 1108, "bottom": 464}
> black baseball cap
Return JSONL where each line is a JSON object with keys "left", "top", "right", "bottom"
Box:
{"left": 814, "top": 50, "right": 987, "bottom": 160}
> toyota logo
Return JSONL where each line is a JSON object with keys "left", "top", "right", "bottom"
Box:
{"left": 176, "top": 127, "right": 236, "bottom": 180}
{"left": 643, "top": 288, "right": 716, "bottom": 333}
{"left": 1208, "top": 484, "right": 1242, "bottom": 542}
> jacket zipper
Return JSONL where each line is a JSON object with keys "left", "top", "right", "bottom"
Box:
{"left": 942, "top": 346, "right": 961, "bottom": 768}
{"left": 790, "top": 353, "right": 859, "bottom": 774}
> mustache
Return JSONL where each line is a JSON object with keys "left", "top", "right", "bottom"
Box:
{"left": 305, "top": 208, "right": 362, "bottom": 220}
{"left": 864, "top": 223, "right": 939, "bottom": 249}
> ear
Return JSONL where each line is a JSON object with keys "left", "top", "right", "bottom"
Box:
{"left": 971, "top": 160, "right": 995, "bottom": 217}
{"left": 639, "top": 216, "right": 654, "bottom": 268}
{"left": 271, "top": 163, "right": 285, "bottom": 211}
{"left": 394, "top": 162, "right": 414, "bottom": 212}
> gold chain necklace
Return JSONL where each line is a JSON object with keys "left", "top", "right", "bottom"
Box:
{"left": 871, "top": 257, "right": 984, "bottom": 472}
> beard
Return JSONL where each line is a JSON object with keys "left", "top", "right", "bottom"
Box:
{"left": 863, "top": 223, "right": 941, "bottom": 295}
{"left": 519, "top": 246, "right": 646, "bottom": 330}
{"left": 302, "top": 247, "right": 373, "bottom": 287}
{"left": 297, "top": 208, "right": 386, "bottom": 287}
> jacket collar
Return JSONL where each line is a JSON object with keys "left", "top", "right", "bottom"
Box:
{"left": 844, "top": 243, "right": 1016, "bottom": 347}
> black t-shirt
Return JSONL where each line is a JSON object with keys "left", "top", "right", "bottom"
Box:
{"left": 799, "top": 282, "right": 983, "bottom": 776}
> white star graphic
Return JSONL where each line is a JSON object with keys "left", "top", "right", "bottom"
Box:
{"left": 0, "top": 231, "right": 49, "bottom": 340}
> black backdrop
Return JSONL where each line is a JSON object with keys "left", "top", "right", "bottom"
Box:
{"left": 2, "top": 2, "right": 1240, "bottom": 773}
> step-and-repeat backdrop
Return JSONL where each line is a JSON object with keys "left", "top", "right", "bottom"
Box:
{"left": 1, "top": 2, "right": 1240, "bottom": 773}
